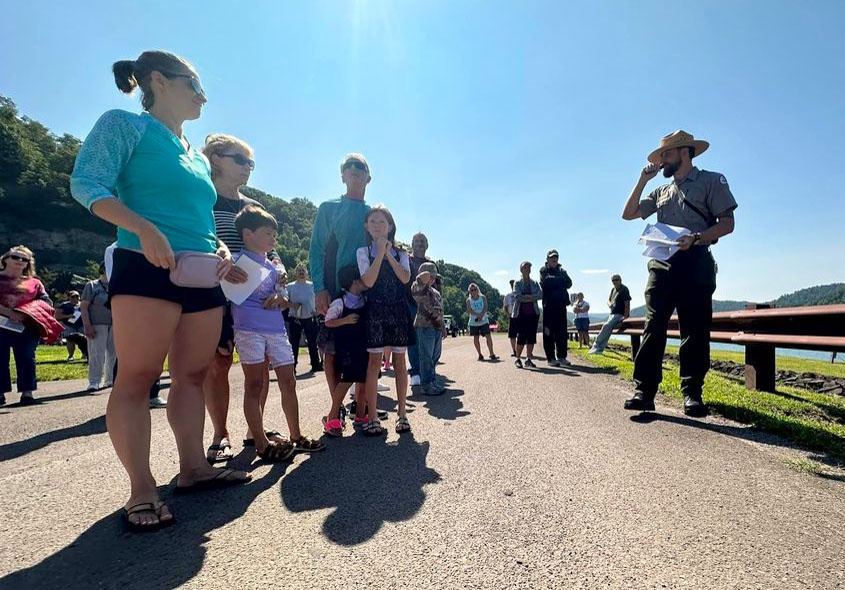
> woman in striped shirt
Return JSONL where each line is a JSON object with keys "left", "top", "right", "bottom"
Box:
{"left": 202, "top": 134, "right": 285, "bottom": 463}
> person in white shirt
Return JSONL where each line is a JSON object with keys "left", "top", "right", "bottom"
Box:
{"left": 572, "top": 292, "right": 591, "bottom": 348}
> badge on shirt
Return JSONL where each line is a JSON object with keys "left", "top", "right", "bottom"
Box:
{"left": 719, "top": 176, "right": 728, "bottom": 184}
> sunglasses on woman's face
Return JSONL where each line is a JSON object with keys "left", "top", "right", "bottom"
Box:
{"left": 163, "top": 72, "right": 206, "bottom": 97}
{"left": 343, "top": 160, "right": 368, "bottom": 172}
{"left": 6, "top": 254, "right": 30, "bottom": 263}
{"left": 219, "top": 153, "right": 256, "bottom": 170}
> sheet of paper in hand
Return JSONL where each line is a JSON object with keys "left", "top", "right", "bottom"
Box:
{"left": 638, "top": 222, "right": 691, "bottom": 261}
{"left": 0, "top": 316, "right": 26, "bottom": 333}
{"left": 221, "top": 255, "right": 272, "bottom": 305}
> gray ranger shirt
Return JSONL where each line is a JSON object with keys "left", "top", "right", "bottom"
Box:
{"left": 639, "top": 166, "right": 738, "bottom": 232}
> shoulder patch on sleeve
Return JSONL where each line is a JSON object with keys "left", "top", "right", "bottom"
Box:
{"left": 719, "top": 176, "right": 728, "bottom": 184}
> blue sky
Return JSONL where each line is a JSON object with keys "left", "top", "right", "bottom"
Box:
{"left": 3, "top": 1, "right": 843, "bottom": 308}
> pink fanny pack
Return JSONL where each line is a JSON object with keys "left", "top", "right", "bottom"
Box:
{"left": 169, "top": 251, "right": 221, "bottom": 289}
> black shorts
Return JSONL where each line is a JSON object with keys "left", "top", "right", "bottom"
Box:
{"left": 110, "top": 248, "right": 226, "bottom": 314}
{"left": 516, "top": 314, "right": 539, "bottom": 345}
{"left": 507, "top": 319, "right": 518, "bottom": 339}
{"left": 469, "top": 323, "right": 491, "bottom": 336}
{"left": 218, "top": 304, "right": 234, "bottom": 350}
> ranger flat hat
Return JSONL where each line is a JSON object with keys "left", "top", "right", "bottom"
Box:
{"left": 647, "top": 130, "right": 709, "bottom": 164}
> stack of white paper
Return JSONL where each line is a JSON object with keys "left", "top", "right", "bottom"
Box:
{"left": 638, "top": 223, "right": 691, "bottom": 261}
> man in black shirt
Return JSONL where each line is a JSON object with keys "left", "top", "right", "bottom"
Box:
{"left": 539, "top": 250, "right": 572, "bottom": 367}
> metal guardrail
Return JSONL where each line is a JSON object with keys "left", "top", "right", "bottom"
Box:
{"left": 569, "top": 304, "right": 845, "bottom": 392}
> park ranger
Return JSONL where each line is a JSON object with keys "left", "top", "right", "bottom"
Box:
{"left": 621, "top": 130, "right": 738, "bottom": 417}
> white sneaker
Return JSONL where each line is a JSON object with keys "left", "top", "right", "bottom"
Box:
{"left": 149, "top": 396, "right": 168, "bottom": 408}
{"left": 588, "top": 348, "right": 602, "bottom": 355}
{"left": 377, "top": 381, "right": 390, "bottom": 392}
{"left": 86, "top": 384, "right": 98, "bottom": 392}
{"left": 409, "top": 374, "right": 421, "bottom": 386}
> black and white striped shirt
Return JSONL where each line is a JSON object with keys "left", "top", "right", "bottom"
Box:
{"left": 213, "top": 194, "right": 263, "bottom": 253}
{"left": 214, "top": 194, "right": 281, "bottom": 262}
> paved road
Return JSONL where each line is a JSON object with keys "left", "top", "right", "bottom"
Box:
{"left": 1, "top": 337, "right": 843, "bottom": 589}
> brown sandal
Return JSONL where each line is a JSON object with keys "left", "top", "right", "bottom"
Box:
{"left": 291, "top": 436, "right": 326, "bottom": 453}
{"left": 256, "top": 440, "right": 296, "bottom": 462}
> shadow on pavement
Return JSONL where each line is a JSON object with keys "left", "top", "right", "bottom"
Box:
{"left": 567, "top": 364, "right": 618, "bottom": 376}
{"left": 409, "top": 387, "right": 470, "bottom": 421}
{"left": 628, "top": 411, "right": 845, "bottom": 473}
{"left": 0, "top": 463, "right": 289, "bottom": 590}
{"left": 0, "top": 414, "right": 107, "bottom": 463}
{"left": 281, "top": 432, "right": 440, "bottom": 546}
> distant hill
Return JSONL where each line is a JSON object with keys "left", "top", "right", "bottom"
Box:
{"left": 774, "top": 283, "right": 845, "bottom": 308}
{"left": 630, "top": 299, "right": 751, "bottom": 318}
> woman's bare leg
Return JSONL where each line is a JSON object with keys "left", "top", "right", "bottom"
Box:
{"left": 202, "top": 351, "right": 233, "bottom": 446}
{"left": 485, "top": 333, "right": 496, "bottom": 356}
{"left": 110, "top": 296, "right": 180, "bottom": 526}
{"left": 169, "top": 307, "right": 249, "bottom": 486}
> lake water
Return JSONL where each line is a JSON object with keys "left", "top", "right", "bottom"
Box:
{"left": 608, "top": 335, "right": 842, "bottom": 363}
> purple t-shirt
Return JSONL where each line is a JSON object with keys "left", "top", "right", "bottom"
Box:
{"left": 231, "top": 250, "right": 286, "bottom": 334}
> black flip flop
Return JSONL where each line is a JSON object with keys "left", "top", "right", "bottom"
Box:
{"left": 122, "top": 500, "right": 173, "bottom": 533}
{"left": 206, "top": 440, "right": 233, "bottom": 464}
{"left": 174, "top": 468, "right": 251, "bottom": 494}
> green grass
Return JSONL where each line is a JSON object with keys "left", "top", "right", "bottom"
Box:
{"left": 11, "top": 345, "right": 92, "bottom": 382}
{"left": 9, "top": 345, "right": 287, "bottom": 383}
{"left": 569, "top": 345, "right": 845, "bottom": 462}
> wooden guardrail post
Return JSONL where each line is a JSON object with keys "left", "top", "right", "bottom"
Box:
{"left": 743, "top": 303, "right": 776, "bottom": 392}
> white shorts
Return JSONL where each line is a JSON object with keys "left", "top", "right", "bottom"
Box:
{"left": 234, "top": 330, "right": 294, "bottom": 368}
{"left": 366, "top": 347, "right": 407, "bottom": 355}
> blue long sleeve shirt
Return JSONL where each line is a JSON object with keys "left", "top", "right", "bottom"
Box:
{"left": 308, "top": 196, "right": 370, "bottom": 296}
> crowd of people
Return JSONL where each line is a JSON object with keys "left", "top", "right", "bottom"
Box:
{"left": 1, "top": 49, "right": 737, "bottom": 534}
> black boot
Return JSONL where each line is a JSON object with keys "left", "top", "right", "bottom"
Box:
{"left": 624, "top": 391, "right": 655, "bottom": 412}
{"left": 683, "top": 395, "right": 709, "bottom": 417}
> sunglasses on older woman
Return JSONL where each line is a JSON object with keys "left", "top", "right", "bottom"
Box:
{"left": 5, "top": 254, "right": 30, "bottom": 263}
{"left": 219, "top": 153, "right": 256, "bottom": 170}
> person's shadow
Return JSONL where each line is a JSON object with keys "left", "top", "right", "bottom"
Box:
{"left": 0, "top": 459, "right": 289, "bottom": 590}
{"left": 408, "top": 387, "right": 470, "bottom": 421}
{"left": 281, "top": 432, "right": 440, "bottom": 546}
{"left": 0, "top": 414, "right": 107, "bottom": 463}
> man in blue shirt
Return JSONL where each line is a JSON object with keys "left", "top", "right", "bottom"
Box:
{"left": 310, "top": 154, "right": 372, "bottom": 314}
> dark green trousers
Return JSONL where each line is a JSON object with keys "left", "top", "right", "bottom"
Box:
{"left": 633, "top": 247, "right": 717, "bottom": 399}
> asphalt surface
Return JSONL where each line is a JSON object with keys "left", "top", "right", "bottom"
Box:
{"left": 1, "top": 336, "right": 843, "bottom": 589}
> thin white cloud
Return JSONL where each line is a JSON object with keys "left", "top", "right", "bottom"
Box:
{"left": 494, "top": 270, "right": 509, "bottom": 276}
{"left": 580, "top": 269, "right": 609, "bottom": 275}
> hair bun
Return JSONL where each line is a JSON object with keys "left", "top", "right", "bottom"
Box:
{"left": 112, "top": 60, "right": 138, "bottom": 94}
